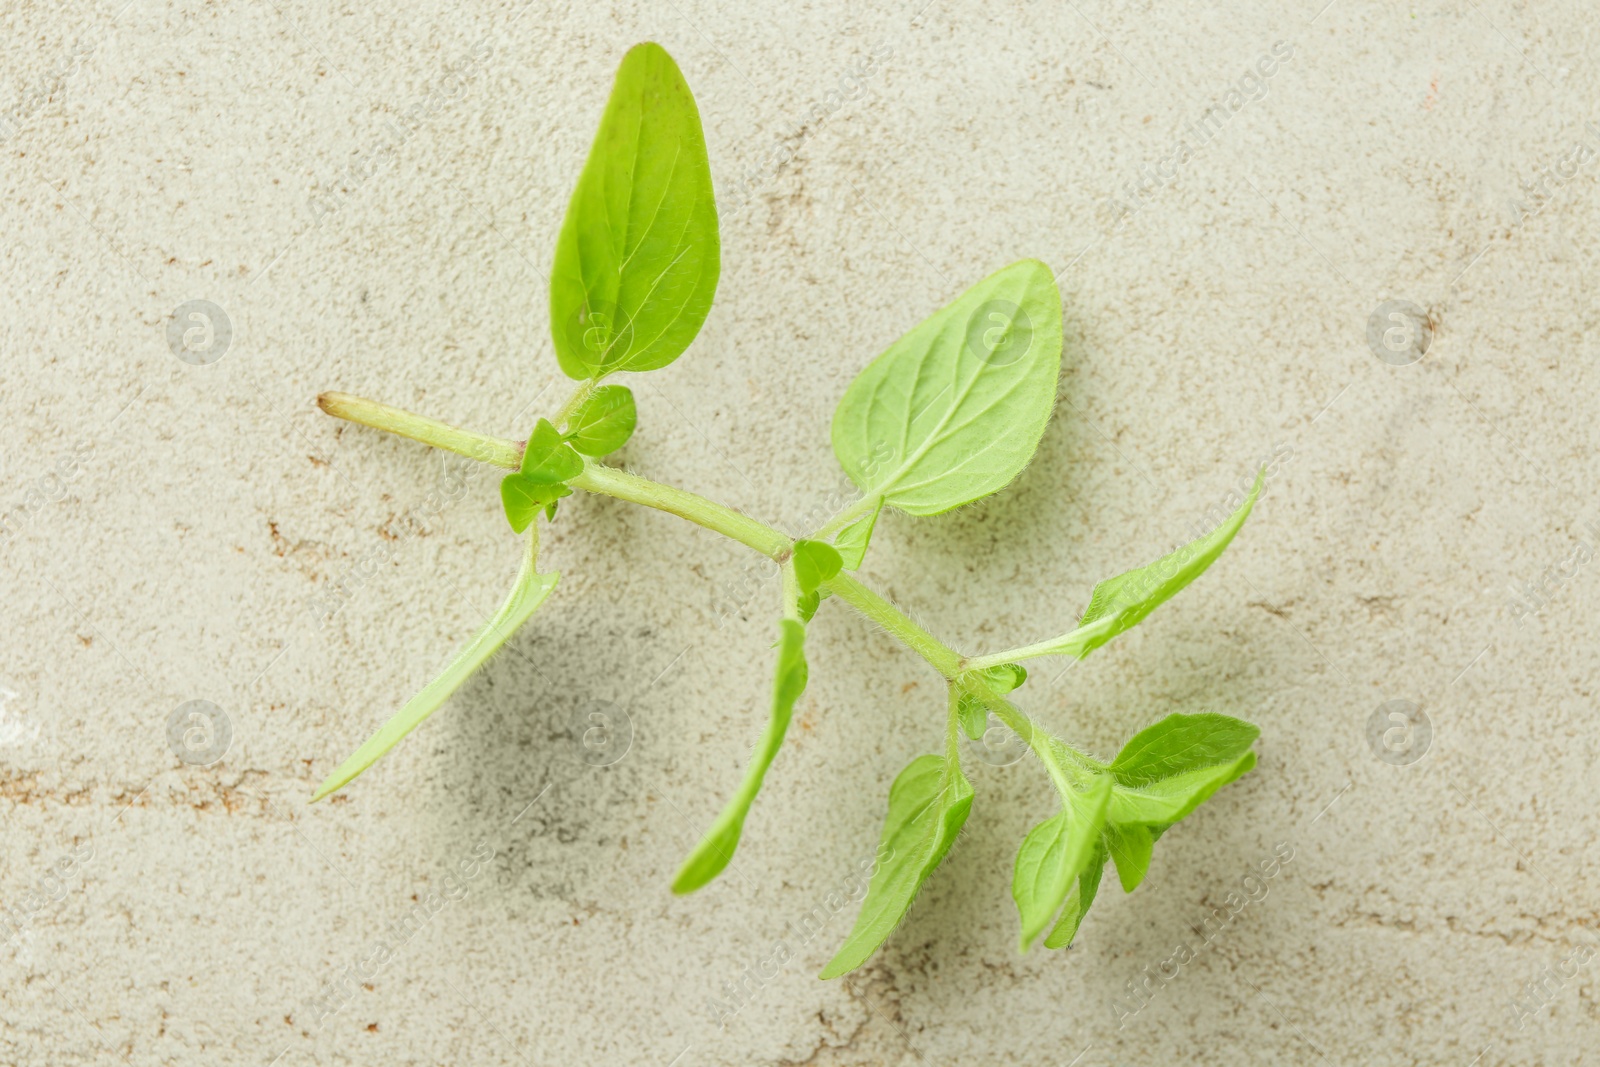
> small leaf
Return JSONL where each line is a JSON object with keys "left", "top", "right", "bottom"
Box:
{"left": 501, "top": 475, "right": 572, "bottom": 533}
{"left": 791, "top": 539, "right": 842, "bottom": 596}
{"left": 1012, "top": 773, "right": 1112, "bottom": 948}
{"left": 312, "top": 561, "right": 559, "bottom": 801}
{"left": 520, "top": 418, "right": 585, "bottom": 483}
{"left": 566, "top": 385, "right": 637, "bottom": 456}
{"left": 956, "top": 694, "right": 987, "bottom": 740}
{"left": 1106, "top": 822, "right": 1154, "bottom": 892}
{"left": 977, "top": 663, "right": 1027, "bottom": 694}
{"left": 831, "top": 260, "right": 1063, "bottom": 516}
{"left": 672, "top": 619, "right": 808, "bottom": 893}
{"left": 821, "top": 752, "right": 973, "bottom": 978}
{"left": 549, "top": 42, "right": 720, "bottom": 379}
{"left": 1111, "top": 712, "right": 1259, "bottom": 787}
{"left": 1107, "top": 751, "right": 1257, "bottom": 826}
{"left": 1006, "top": 468, "right": 1264, "bottom": 662}
{"left": 833, "top": 499, "right": 882, "bottom": 570}
{"left": 1043, "top": 843, "right": 1106, "bottom": 949}
{"left": 796, "top": 588, "right": 830, "bottom": 624}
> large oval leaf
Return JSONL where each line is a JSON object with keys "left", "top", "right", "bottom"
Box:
{"left": 831, "top": 259, "right": 1063, "bottom": 515}
{"left": 549, "top": 42, "right": 720, "bottom": 379}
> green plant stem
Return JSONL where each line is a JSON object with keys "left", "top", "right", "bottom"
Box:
{"left": 318, "top": 390, "right": 1079, "bottom": 798}
{"left": 965, "top": 643, "right": 1070, "bottom": 672}
{"left": 315, "top": 392, "right": 1005, "bottom": 724}
{"left": 823, "top": 573, "right": 960, "bottom": 677}
{"left": 573, "top": 464, "right": 791, "bottom": 558}
{"left": 781, "top": 565, "right": 801, "bottom": 623}
{"left": 318, "top": 392, "right": 524, "bottom": 470}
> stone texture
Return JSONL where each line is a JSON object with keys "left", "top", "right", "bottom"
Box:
{"left": 1, "top": 1, "right": 1596, "bottom": 1063}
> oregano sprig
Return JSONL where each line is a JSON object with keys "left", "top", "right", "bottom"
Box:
{"left": 310, "top": 40, "right": 1266, "bottom": 979}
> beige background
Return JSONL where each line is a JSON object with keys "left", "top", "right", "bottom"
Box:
{"left": 3, "top": 0, "right": 1597, "bottom": 1063}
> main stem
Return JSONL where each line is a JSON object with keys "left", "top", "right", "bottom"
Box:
{"left": 316, "top": 392, "right": 1014, "bottom": 722}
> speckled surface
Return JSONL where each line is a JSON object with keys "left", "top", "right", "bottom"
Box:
{"left": 3, "top": 1, "right": 1598, "bottom": 1063}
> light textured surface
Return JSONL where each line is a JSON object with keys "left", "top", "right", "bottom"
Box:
{"left": 3, "top": 1, "right": 1598, "bottom": 1064}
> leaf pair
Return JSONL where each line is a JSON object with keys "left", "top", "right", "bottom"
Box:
{"left": 957, "top": 664, "right": 1026, "bottom": 740}
{"left": 792, "top": 539, "right": 842, "bottom": 622}
{"left": 1014, "top": 713, "right": 1260, "bottom": 952}
{"left": 501, "top": 387, "right": 639, "bottom": 532}
{"left": 500, "top": 419, "right": 582, "bottom": 532}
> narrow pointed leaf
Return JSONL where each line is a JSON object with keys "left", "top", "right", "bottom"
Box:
{"left": 1009, "top": 468, "right": 1264, "bottom": 662}
{"left": 312, "top": 560, "right": 558, "bottom": 802}
{"left": 833, "top": 499, "right": 882, "bottom": 570}
{"left": 565, "top": 385, "right": 637, "bottom": 456}
{"left": 1012, "top": 773, "right": 1112, "bottom": 948}
{"left": 550, "top": 42, "right": 719, "bottom": 378}
{"left": 831, "top": 260, "right": 1063, "bottom": 515}
{"left": 1111, "top": 712, "right": 1259, "bottom": 787}
{"left": 821, "top": 753, "right": 973, "bottom": 978}
{"left": 1043, "top": 843, "right": 1107, "bottom": 949}
{"left": 1108, "top": 751, "right": 1257, "bottom": 826}
{"left": 672, "top": 619, "right": 808, "bottom": 893}
{"left": 1107, "top": 822, "right": 1154, "bottom": 892}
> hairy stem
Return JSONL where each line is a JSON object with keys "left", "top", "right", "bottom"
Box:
{"left": 811, "top": 493, "right": 879, "bottom": 543}
{"left": 551, "top": 380, "right": 595, "bottom": 430}
{"left": 823, "top": 574, "right": 961, "bottom": 677}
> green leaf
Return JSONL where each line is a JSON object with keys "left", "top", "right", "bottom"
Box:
{"left": 956, "top": 694, "right": 987, "bottom": 740}
{"left": 796, "top": 590, "right": 822, "bottom": 623}
{"left": 832, "top": 499, "right": 882, "bottom": 570}
{"left": 1111, "top": 712, "right": 1259, "bottom": 787}
{"left": 520, "top": 418, "right": 585, "bottom": 483}
{"left": 791, "top": 539, "right": 842, "bottom": 597}
{"left": 831, "top": 259, "right": 1063, "bottom": 515}
{"left": 501, "top": 476, "right": 573, "bottom": 533}
{"left": 1106, "top": 822, "right": 1154, "bottom": 892}
{"left": 1012, "top": 773, "right": 1112, "bottom": 948}
{"left": 549, "top": 42, "right": 720, "bottom": 379}
{"left": 1007, "top": 468, "right": 1264, "bottom": 662}
{"left": 821, "top": 752, "right": 973, "bottom": 978}
{"left": 976, "top": 663, "right": 1027, "bottom": 695}
{"left": 565, "top": 385, "right": 637, "bottom": 456}
{"left": 311, "top": 554, "right": 558, "bottom": 802}
{"left": 1043, "top": 843, "right": 1106, "bottom": 949}
{"left": 954, "top": 667, "right": 1023, "bottom": 741}
{"left": 1107, "top": 751, "right": 1257, "bottom": 826}
{"left": 672, "top": 619, "right": 808, "bottom": 893}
